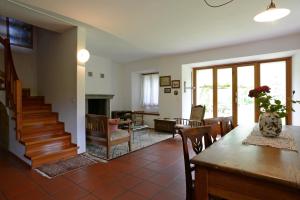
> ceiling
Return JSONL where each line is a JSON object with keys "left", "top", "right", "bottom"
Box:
{"left": 4, "top": 0, "right": 300, "bottom": 63}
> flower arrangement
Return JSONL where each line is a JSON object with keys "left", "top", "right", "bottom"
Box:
{"left": 248, "top": 86, "right": 299, "bottom": 118}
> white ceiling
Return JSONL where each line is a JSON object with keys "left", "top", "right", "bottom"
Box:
{"left": 5, "top": 0, "right": 300, "bottom": 63}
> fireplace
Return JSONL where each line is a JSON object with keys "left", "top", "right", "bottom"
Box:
{"left": 85, "top": 94, "right": 114, "bottom": 117}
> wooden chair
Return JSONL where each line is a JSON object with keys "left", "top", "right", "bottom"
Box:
{"left": 174, "top": 105, "right": 206, "bottom": 138}
{"left": 180, "top": 126, "right": 212, "bottom": 200}
{"left": 221, "top": 116, "right": 234, "bottom": 136}
{"left": 203, "top": 117, "right": 223, "bottom": 146}
{"left": 86, "top": 114, "right": 131, "bottom": 159}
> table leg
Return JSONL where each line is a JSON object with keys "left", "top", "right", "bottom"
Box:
{"left": 195, "top": 166, "right": 208, "bottom": 200}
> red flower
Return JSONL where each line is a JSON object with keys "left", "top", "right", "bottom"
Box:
{"left": 248, "top": 86, "right": 270, "bottom": 98}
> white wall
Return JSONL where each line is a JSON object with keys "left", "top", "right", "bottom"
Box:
{"left": 85, "top": 54, "right": 124, "bottom": 111}
{"left": 181, "top": 66, "right": 192, "bottom": 119}
{"left": 36, "top": 27, "right": 79, "bottom": 150}
{"left": 122, "top": 33, "right": 300, "bottom": 124}
{"left": 76, "top": 27, "right": 86, "bottom": 153}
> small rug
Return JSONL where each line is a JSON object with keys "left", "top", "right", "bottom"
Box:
{"left": 35, "top": 154, "right": 97, "bottom": 178}
{"left": 87, "top": 129, "right": 172, "bottom": 160}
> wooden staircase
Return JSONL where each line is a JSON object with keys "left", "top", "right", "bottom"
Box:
{"left": 21, "top": 90, "right": 77, "bottom": 168}
{"left": 0, "top": 36, "right": 77, "bottom": 168}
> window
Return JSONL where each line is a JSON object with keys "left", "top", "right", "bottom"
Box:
{"left": 141, "top": 73, "right": 159, "bottom": 109}
{"left": 0, "top": 16, "right": 33, "bottom": 48}
{"left": 193, "top": 58, "right": 292, "bottom": 125}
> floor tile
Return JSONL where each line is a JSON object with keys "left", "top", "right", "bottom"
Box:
{"left": 51, "top": 184, "right": 89, "bottom": 200}
{"left": 152, "top": 190, "right": 184, "bottom": 200}
{"left": 130, "top": 181, "right": 162, "bottom": 198}
{"left": 92, "top": 183, "right": 126, "bottom": 200}
{"left": 117, "top": 174, "right": 143, "bottom": 189}
{"left": 0, "top": 138, "right": 187, "bottom": 200}
{"left": 40, "top": 176, "right": 76, "bottom": 195}
{"left": 79, "top": 194, "right": 99, "bottom": 200}
{"left": 114, "top": 191, "right": 145, "bottom": 200}
{"left": 132, "top": 168, "right": 156, "bottom": 180}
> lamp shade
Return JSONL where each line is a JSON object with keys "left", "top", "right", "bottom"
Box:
{"left": 254, "top": 8, "right": 290, "bottom": 22}
{"left": 77, "top": 49, "right": 90, "bottom": 64}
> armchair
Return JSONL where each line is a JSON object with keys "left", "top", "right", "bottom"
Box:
{"left": 86, "top": 114, "right": 131, "bottom": 159}
{"left": 173, "top": 105, "right": 206, "bottom": 138}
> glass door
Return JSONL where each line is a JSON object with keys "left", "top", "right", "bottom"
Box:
{"left": 217, "top": 68, "right": 233, "bottom": 117}
{"left": 195, "top": 69, "right": 213, "bottom": 118}
{"left": 237, "top": 66, "right": 255, "bottom": 125}
{"left": 193, "top": 58, "right": 291, "bottom": 125}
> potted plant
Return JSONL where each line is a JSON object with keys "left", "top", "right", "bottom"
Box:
{"left": 248, "top": 86, "right": 299, "bottom": 137}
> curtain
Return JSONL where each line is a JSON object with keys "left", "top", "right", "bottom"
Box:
{"left": 141, "top": 73, "right": 159, "bottom": 107}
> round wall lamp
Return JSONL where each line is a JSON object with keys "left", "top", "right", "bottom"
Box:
{"left": 77, "top": 49, "right": 90, "bottom": 64}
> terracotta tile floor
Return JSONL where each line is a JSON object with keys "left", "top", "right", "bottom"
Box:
{"left": 0, "top": 137, "right": 187, "bottom": 200}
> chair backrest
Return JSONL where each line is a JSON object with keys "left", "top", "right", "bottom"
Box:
{"left": 190, "top": 105, "right": 205, "bottom": 121}
{"left": 180, "top": 126, "right": 212, "bottom": 200}
{"left": 132, "top": 111, "right": 144, "bottom": 126}
{"left": 203, "top": 117, "right": 223, "bottom": 146}
{"left": 221, "top": 116, "right": 234, "bottom": 136}
{"left": 86, "top": 114, "right": 108, "bottom": 138}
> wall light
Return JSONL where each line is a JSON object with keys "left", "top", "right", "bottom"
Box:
{"left": 77, "top": 49, "right": 90, "bottom": 64}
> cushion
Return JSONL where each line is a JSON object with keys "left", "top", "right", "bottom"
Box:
{"left": 110, "top": 129, "right": 130, "bottom": 141}
{"left": 109, "top": 118, "right": 120, "bottom": 132}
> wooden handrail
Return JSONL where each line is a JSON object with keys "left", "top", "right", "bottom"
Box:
{"left": 0, "top": 36, "right": 22, "bottom": 140}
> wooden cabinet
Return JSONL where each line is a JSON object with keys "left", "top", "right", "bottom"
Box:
{"left": 154, "top": 119, "right": 176, "bottom": 133}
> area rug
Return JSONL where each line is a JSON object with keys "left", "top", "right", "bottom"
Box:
{"left": 87, "top": 129, "right": 172, "bottom": 160}
{"left": 35, "top": 154, "right": 97, "bottom": 178}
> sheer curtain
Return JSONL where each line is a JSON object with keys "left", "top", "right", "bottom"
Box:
{"left": 141, "top": 73, "right": 159, "bottom": 109}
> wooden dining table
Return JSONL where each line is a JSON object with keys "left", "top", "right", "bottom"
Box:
{"left": 191, "top": 124, "right": 300, "bottom": 200}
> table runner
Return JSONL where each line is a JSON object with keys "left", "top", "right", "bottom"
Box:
{"left": 242, "top": 125, "right": 298, "bottom": 152}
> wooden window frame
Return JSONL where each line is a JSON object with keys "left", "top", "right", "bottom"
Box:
{"left": 193, "top": 57, "right": 292, "bottom": 125}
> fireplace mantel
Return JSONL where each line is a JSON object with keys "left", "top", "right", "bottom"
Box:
{"left": 85, "top": 94, "right": 114, "bottom": 99}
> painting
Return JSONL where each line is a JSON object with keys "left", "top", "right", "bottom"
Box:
{"left": 164, "top": 88, "right": 171, "bottom": 93}
{"left": 160, "top": 76, "right": 171, "bottom": 87}
{"left": 171, "top": 80, "right": 180, "bottom": 88}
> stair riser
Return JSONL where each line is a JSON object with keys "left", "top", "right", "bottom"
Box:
{"left": 21, "top": 130, "right": 65, "bottom": 140}
{"left": 26, "top": 137, "right": 71, "bottom": 155}
{"left": 31, "top": 148, "right": 77, "bottom": 168}
{"left": 23, "top": 105, "right": 52, "bottom": 112}
{"left": 23, "top": 109, "right": 52, "bottom": 115}
{"left": 22, "top": 112, "right": 57, "bottom": 119}
{"left": 21, "top": 123, "right": 65, "bottom": 135}
{"left": 23, "top": 98, "right": 45, "bottom": 105}
{"left": 23, "top": 118, "right": 58, "bottom": 126}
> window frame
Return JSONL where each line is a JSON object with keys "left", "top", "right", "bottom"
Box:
{"left": 193, "top": 57, "right": 292, "bottom": 125}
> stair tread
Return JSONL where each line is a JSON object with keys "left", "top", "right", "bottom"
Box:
{"left": 23, "top": 120, "right": 58, "bottom": 127}
{"left": 22, "top": 122, "right": 64, "bottom": 132}
{"left": 26, "top": 144, "right": 77, "bottom": 159}
{"left": 23, "top": 104, "right": 51, "bottom": 108}
{"left": 23, "top": 112, "right": 57, "bottom": 118}
{"left": 22, "top": 133, "right": 71, "bottom": 144}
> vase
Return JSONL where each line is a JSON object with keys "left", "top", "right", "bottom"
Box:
{"left": 258, "top": 112, "right": 282, "bottom": 137}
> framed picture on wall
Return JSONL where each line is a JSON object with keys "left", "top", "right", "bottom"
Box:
{"left": 160, "top": 76, "right": 171, "bottom": 87}
{"left": 171, "top": 80, "right": 180, "bottom": 88}
{"left": 164, "top": 88, "right": 171, "bottom": 93}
